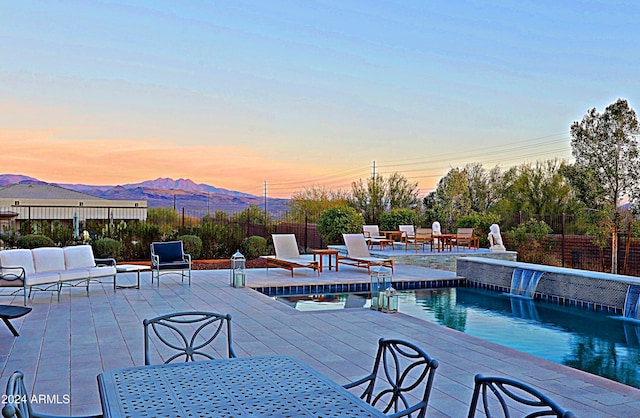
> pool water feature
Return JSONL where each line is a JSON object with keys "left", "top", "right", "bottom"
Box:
{"left": 509, "top": 267, "right": 544, "bottom": 298}
{"left": 624, "top": 284, "right": 640, "bottom": 321}
{"left": 273, "top": 287, "right": 640, "bottom": 389}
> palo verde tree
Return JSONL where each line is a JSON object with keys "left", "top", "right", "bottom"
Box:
{"left": 288, "top": 185, "right": 350, "bottom": 222}
{"left": 568, "top": 98, "right": 640, "bottom": 273}
{"left": 350, "top": 172, "right": 420, "bottom": 225}
{"left": 495, "top": 159, "right": 578, "bottom": 216}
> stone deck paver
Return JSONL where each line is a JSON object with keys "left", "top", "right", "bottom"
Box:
{"left": 0, "top": 263, "right": 639, "bottom": 417}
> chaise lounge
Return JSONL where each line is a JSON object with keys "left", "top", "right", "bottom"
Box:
{"left": 261, "top": 234, "right": 319, "bottom": 277}
{"left": 339, "top": 234, "right": 394, "bottom": 273}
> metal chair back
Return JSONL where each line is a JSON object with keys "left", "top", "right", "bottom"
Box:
{"left": 467, "top": 374, "right": 576, "bottom": 418}
{"left": 2, "top": 370, "right": 101, "bottom": 418}
{"left": 143, "top": 311, "right": 236, "bottom": 365}
{"left": 344, "top": 338, "right": 438, "bottom": 418}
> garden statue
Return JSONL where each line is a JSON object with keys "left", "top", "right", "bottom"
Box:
{"left": 432, "top": 221, "right": 442, "bottom": 236}
{"left": 488, "top": 224, "right": 506, "bottom": 252}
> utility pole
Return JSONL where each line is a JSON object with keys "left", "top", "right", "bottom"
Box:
{"left": 264, "top": 181, "right": 267, "bottom": 215}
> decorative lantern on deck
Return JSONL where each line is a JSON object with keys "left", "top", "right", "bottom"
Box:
{"left": 370, "top": 266, "right": 392, "bottom": 311}
{"left": 230, "top": 251, "right": 246, "bottom": 288}
{"left": 381, "top": 287, "right": 398, "bottom": 313}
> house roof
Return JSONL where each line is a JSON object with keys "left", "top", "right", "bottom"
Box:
{"left": 0, "top": 183, "right": 108, "bottom": 200}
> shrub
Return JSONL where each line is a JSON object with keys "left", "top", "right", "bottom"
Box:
{"left": 17, "top": 234, "right": 55, "bottom": 249}
{"left": 380, "top": 209, "right": 419, "bottom": 231}
{"left": 505, "top": 219, "right": 552, "bottom": 263}
{"left": 179, "top": 234, "right": 203, "bottom": 259}
{"left": 317, "top": 206, "right": 364, "bottom": 244}
{"left": 240, "top": 235, "right": 268, "bottom": 259}
{"left": 92, "top": 238, "right": 122, "bottom": 259}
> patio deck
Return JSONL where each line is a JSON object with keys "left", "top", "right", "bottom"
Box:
{"left": 1, "top": 262, "right": 639, "bottom": 417}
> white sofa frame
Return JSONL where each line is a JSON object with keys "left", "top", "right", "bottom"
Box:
{"left": 0, "top": 245, "right": 116, "bottom": 305}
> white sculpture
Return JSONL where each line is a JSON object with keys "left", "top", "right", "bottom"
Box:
{"left": 432, "top": 221, "right": 442, "bottom": 237}
{"left": 488, "top": 224, "right": 506, "bottom": 252}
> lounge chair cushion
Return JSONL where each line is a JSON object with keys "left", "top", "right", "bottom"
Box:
{"left": 152, "top": 241, "right": 185, "bottom": 263}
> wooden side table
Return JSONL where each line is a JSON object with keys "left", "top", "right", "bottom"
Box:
{"left": 311, "top": 249, "right": 339, "bottom": 273}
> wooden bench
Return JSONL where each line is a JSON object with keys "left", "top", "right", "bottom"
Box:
{"left": 0, "top": 305, "right": 32, "bottom": 336}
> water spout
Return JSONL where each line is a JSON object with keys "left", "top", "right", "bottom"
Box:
{"left": 624, "top": 284, "right": 640, "bottom": 320}
{"left": 509, "top": 268, "right": 544, "bottom": 298}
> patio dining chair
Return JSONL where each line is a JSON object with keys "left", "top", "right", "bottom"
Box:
{"left": 343, "top": 338, "right": 438, "bottom": 418}
{"left": 2, "top": 370, "right": 102, "bottom": 418}
{"left": 467, "top": 374, "right": 576, "bottom": 417}
{"left": 143, "top": 311, "right": 236, "bottom": 365}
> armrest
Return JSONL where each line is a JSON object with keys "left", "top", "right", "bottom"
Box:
{"left": 0, "top": 265, "right": 26, "bottom": 282}
{"left": 151, "top": 254, "right": 160, "bottom": 267}
{"left": 184, "top": 253, "right": 191, "bottom": 263}
{"left": 95, "top": 258, "right": 116, "bottom": 267}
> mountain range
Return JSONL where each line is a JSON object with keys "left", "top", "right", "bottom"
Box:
{"left": 0, "top": 174, "right": 290, "bottom": 214}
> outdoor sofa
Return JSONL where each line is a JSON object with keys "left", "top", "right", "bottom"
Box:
{"left": 0, "top": 245, "right": 116, "bottom": 305}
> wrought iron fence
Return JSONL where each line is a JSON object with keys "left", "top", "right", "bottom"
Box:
{"left": 1, "top": 204, "right": 638, "bottom": 276}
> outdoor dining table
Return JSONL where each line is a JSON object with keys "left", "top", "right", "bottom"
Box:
{"left": 97, "top": 355, "right": 387, "bottom": 417}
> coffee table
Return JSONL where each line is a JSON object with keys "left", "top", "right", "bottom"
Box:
{"left": 114, "top": 264, "right": 150, "bottom": 291}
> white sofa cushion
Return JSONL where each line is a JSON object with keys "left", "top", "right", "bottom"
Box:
{"left": 59, "top": 269, "right": 91, "bottom": 281}
{"left": 64, "top": 245, "right": 96, "bottom": 270}
{"left": 0, "top": 249, "right": 36, "bottom": 276}
{"left": 26, "top": 272, "right": 61, "bottom": 286}
{"left": 88, "top": 266, "right": 116, "bottom": 278}
{"left": 32, "top": 247, "right": 66, "bottom": 273}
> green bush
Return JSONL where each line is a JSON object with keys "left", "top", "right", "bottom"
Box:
{"left": 505, "top": 219, "right": 552, "bottom": 263}
{"left": 380, "top": 209, "right": 419, "bottom": 231}
{"left": 456, "top": 212, "right": 501, "bottom": 247}
{"left": 179, "top": 234, "right": 203, "bottom": 259}
{"left": 240, "top": 235, "right": 268, "bottom": 259}
{"left": 317, "top": 206, "right": 364, "bottom": 244}
{"left": 17, "top": 234, "right": 55, "bottom": 249}
{"left": 92, "top": 238, "right": 122, "bottom": 259}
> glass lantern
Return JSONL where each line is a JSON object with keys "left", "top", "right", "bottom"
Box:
{"left": 381, "top": 287, "right": 398, "bottom": 313}
{"left": 370, "top": 266, "right": 392, "bottom": 311}
{"left": 230, "top": 250, "right": 246, "bottom": 288}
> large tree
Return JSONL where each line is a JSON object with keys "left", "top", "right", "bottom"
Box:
{"left": 569, "top": 98, "right": 640, "bottom": 273}
{"left": 496, "top": 159, "right": 577, "bottom": 216}
{"left": 288, "top": 186, "right": 350, "bottom": 221}
{"left": 351, "top": 172, "right": 420, "bottom": 225}
{"left": 423, "top": 167, "right": 471, "bottom": 231}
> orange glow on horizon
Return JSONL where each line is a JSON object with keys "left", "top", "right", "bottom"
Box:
{"left": 0, "top": 128, "right": 351, "bottom": 197}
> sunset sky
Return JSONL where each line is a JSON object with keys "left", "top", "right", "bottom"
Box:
{"left": 1, "top": 1, "right": 638, "bottom": 198}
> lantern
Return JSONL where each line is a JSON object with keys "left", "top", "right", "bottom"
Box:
{"left": 381, "top": 286, "right": 398, "bottom": 313}
{"left": 370, "top": 266, "right": 392, "bottom": 311}
{"left": 230, "top": 251, "right": 246, "bottom": 288}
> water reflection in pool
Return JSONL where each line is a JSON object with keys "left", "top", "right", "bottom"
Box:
{"left": 274, "top": 287, "right": 640, "bottom": 388}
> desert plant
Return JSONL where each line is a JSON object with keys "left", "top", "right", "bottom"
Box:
{"left": 240, "top": 235, "right": 268, "bottom": 259}
{"left": 317, "top": 205, "right": 364, "bottom": 244}
{"left": 92, "top": 238, "right": 122, "bottom": 259}
{"left": 17, "top": 234, "right": 55, "bottom": 249}
{"left": 380, "top": 208, "right": 419, "bottom": 231}
{"left": 505, "top": 219, "right": 552, "bottom": 263}
{"left": 179, "top": 234, "right": 203, "bottom": 259}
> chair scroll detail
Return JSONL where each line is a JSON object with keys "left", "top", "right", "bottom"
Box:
{"left": 2, "top": 370, "right": 102, "bottom": 418}
{"left": 143, "top": 311, "right": 236, "bottom": 365}
{"left": 343, "top": 338, "right": 438, "bottom": 418}
{"left": 467, "top": 374, "right": 576, "bottom": 418}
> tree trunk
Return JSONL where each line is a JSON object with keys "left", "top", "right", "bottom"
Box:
{"left": 611, "top": 228, "right": 618, "bottom": 274}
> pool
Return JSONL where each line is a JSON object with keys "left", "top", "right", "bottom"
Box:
{"left": 273, "top": 287, "right": 640, "bottom": 389}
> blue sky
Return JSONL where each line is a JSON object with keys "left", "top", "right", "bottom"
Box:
{"left": 1, "top": 1, "right": 638, "bottom": 197}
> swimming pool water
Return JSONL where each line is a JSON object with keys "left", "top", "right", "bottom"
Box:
{"left": 273, "top": 287, "right": 640, "bottom": 389}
